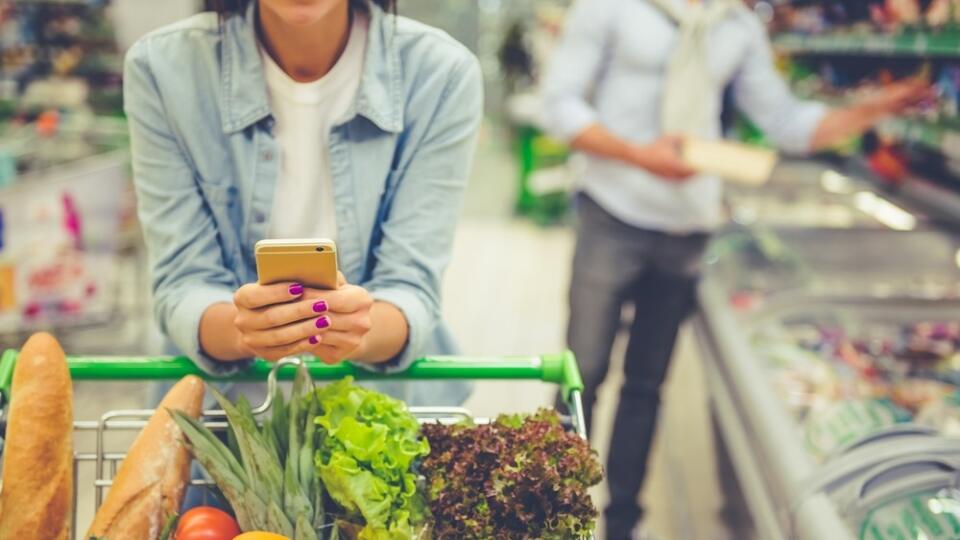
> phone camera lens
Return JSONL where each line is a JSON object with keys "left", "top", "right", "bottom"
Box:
{"left": 315, "top": 246, "right": 324, "bottom": 252}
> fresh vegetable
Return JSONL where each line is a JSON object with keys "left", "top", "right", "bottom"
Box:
{"left": 233, "top": 533, "right": 293, "bottom": 540}
{"left": 171, "top": 365, "right": 324, "bottom": 540}
{"left": 160, "top": 514, "right": 179, "bottom": 540}
{"left": 173, "top": 370, "right": 430, "bottom": 540}
{"left": 173, "top": 507, "right": 241, "bottom": 540}
{"left": 312, "top": 378, "right": 431, "bottom": 540}
{"left": 421, "top": 409, "right": 603, "bottom": 540}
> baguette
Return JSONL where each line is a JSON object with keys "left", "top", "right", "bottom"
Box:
{"left": 86, "top": 375, "right": 205, "bottom": 540}
{"left": 0, "top": 332, "right": 73, "bottom": 540}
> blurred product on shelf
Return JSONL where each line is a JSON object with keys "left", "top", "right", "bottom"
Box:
{"left": 755, "top": 318, "right": 960, "bottom": 459}
{"left": 803, "top": 398, "right": 911, "bottom": 458}
{"left": 0, "top": 137, "right": 130, "bottom": 343}
{"left": 863, "top": 131, "right": 911, "bottom": 182}
{"left": 1, "top": 111, "right": 126, "bottom": 179}
{"left": 854, "top": 486, "right": 960, "bottom": 540}
{"left": 771, "top": 0, "right": 960, "bottom": 32}
{"left": 926, "top": 0, "right": 960, "bottom": 26}
{"left": 0, "top": 1, "right": 136, "bottom": 351}
{"left": 0, "top": 0, "right": 123, "bottom": 120}
{"left": 510, "top": 117, "right": 572, "bottom": 225}
{"left": 759, "top": 4, "right": 960, "bottom": 199}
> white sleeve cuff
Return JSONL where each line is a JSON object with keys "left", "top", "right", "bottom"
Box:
{"left": 790, "top": 101, "right": 830, "bottom": 155}
{"left": 540, "top": 97, "right": 598, "bottom": 142}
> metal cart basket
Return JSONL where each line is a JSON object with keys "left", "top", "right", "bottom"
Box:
{"left": 0, "top": 351, "right": 589, "bottom": 540}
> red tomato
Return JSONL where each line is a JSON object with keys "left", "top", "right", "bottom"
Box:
{"left": 174, "top": 507, "right": 241, "bottom": 540}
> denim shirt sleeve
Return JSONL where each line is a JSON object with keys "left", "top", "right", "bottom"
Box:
{"left": 359, "top": 54, "right": 484, "bottom": 373}
{"left": 124, "top": 40, "right": 247, "bottom": 376}
{"left": 539, "top": 0, "right": 616, "bottom": 141}
{"left": 733, "top": 16, "right": 828, "bottom": 155}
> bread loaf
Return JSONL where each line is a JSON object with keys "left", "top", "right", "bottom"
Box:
{"left": 86, "top": 375, "right": 205, "bottom": 540}
{"left": 0, "top": 332, "right": 74, "bottom": 539}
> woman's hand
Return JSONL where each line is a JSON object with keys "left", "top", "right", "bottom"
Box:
{"left": 301, "top": 278, "right": 375, "bottom": 364}
{"left": 232, "top": 275, "right": 373, "bottom": 363}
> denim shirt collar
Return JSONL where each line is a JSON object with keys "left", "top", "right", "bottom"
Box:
{"left": 219, "top": 2, "right": 404, "bottom": 134}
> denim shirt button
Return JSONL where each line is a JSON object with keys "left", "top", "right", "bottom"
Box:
{"left": 253, "top": 211, "right": 267, "bottom": 223}
{"left": 262, "top": 150, "right": 274, "bottom": 161}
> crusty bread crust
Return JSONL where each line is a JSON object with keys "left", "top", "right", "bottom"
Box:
{"left": 85, "top": 375, "right": 205, "bottom": 539}
{"left": 0, "top": 332, "right": 74, "bottom": 540}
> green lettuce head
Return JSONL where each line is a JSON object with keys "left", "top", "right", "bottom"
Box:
{"left": 313, "top": 378, "right": 430, "bottom": 539}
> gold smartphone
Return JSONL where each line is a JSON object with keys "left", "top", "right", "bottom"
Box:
{"left": 255, "top": 238, "right": 339, "bottom": 290}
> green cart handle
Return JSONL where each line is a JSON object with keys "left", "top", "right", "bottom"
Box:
{"left": 0, "top": 350, "right": 584, "bottom": 402}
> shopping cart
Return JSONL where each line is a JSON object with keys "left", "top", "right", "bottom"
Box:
{"left": 0, "top": 350, "right": 590, "bottom": 540}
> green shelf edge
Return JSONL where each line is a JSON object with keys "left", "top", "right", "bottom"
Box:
{"left": 773, "top": 32, "right": 960, "bottom": 57}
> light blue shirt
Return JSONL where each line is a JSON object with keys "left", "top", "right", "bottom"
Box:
{"left": 540, "top": 0, "right": 827, "bottom": 233}
{"left": 123, "top": 4, "right": 482, "bottom": 405}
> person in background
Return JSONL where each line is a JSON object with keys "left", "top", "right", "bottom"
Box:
{"left": 499, "top": 21, "right": 535, "bottom": 95}
{"left": 124, "top": 0, "right": 482, "bottom": 405}
{"left": 540, "top": 0, "right": 929, "bottom": 538}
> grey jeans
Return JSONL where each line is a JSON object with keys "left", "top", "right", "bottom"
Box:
{"left": 564, "top": 193, "right": 708, "bottom": 540}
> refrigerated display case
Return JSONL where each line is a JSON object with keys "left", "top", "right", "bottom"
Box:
{"left": 724, "top": 159, "right": 929, "bottom": 231}
{"left": 696, "top": 160, "right": 960, "bottom": 540}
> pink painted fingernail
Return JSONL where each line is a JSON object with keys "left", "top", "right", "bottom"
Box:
{"left": 313, "top": 300, "right": 328, "bottom": 313}
{"left": 309, "top": 335, "right": 320, "bottom": 345}
{"left": 289, "top": 283, "right": 303, "bottom": 295}
{"left": 315, "top": 316, "right": 330, "bottom": 329}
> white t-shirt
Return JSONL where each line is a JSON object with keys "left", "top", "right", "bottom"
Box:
{"left": 261, "top": 14, "right": 368, "bottom": 240}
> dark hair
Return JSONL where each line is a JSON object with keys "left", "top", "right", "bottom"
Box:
{"left": 208, "top": 0, "right": 396, "bottom": 15}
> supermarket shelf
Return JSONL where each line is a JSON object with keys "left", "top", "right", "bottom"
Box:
{"left": 768, "top": 113, "right": 960, "bottom": 223}
{"left": 876, "top": 117, "right": 960, "bottom": 160}
{"left": 773, "top": 31, "right": 960, "bottom": 57}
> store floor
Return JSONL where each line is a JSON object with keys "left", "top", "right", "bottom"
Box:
{"left": 66, "top": 121, "right": 737, "bottom": 539}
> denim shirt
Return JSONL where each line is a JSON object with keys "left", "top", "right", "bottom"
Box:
{"left": 123, "top": 4, "right": 482, "bottom": 406}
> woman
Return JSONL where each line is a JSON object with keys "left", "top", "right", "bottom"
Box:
{"left": 124, "top": 0, "right": 482, "bottom": 405}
